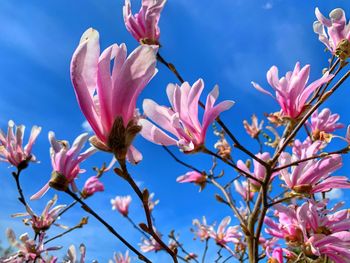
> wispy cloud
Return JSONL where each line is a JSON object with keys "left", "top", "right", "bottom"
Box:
{"left": 262, "top": 2, "right": 273, "bottom": 10}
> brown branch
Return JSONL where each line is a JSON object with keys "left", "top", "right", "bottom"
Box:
{"left": 169, "top": 231, "right": 199, "bottom": 263}
{"left": 12, "top": 167, "right": 27, "bottom": 207}
{"left": 44, "top": 217, "right": 88, "bottom": 244}
{"left": 65, "top": 189, "right": 151, "bottom": 263}
{"left": 117, "top": 159, "right": 178, "bottom": 263}
{"left": 210, "top": 177, "right": 246, "bottom": 227}
{"left": 163, "top": 146, "right": 202, "bottom": 173}
{"left": 202, "top": 147, "right": 263, "bottom": 185}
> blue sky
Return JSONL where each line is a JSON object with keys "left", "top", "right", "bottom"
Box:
{"left": 1, "top": 0, "right": 350, "bottom": 262}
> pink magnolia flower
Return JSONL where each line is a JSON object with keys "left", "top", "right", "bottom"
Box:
{"left": 266, "top": 200, "right": 350, "bottom": 261}
{"left": 139, "top": 230, "right": 163, "bottom": 253}
{"left": 267, "top": 247, "right": 284, "bottom": 263}
{"left": 147, "top": 192, "right": 159, "bottom": 211}
{"left": 123, "top": 0, "right": 166, "bottom": 45}
{"left": 81, "top": 176, "right": 105, "bottom": 198}
{"left": 176, "top": 171, "right": 207, "bottom": 190}
{"left": 252, "top": 62, "right": 333, "bottom": 119}
{"left": 292, "top": 139, "right": 322, "bottom": 159}
{"left": 307, "top": 232, "right": 350, "bottom": 263}
{"left": 264, "top": 204, "right": 304, "bottom": 246}
{"left": 65, "top": 244, "right": 86, "bottom": 263}
{"left": 4, "top": 229, "right": 60, "bottom": 263}
{"left": 0, "top": 120, "right": 41, "bottom": 168}
{"left": 234, "top": 180, "right": 254, "bottom": 201}
{"left": 308, "top": 108, "right": 343, "bottom": 141}
{"left": 243, "top": 114, "right": 264, "bottom": 139}
{"left": 191, "top": 216, "right": 211, "bottom": 241}
{"left": 31, "top": 132, "right": 97, "bottom": 199}
{"left": 110, "top": 251, "right": 131, "bottom": 263}
{"left": 111, "top": 195, "right": 132, "bottom": 217}
{"left": 209, "top": 216, "right": 242, "bottom": 247}
{"left": 236, "top": 152, "right": 271, "bottom": 190}
{"left": 313, "top": 8, "right": 350, "bottom": 55}
{"left": 139, "top": 80, "right": 234, "bottom": 152}
{"left": 279, "top": 141, "right": 350, "bottom": 194}
{"left": 12, "top": 195, "right": 66, "bottom": 234}
{"left": 297, "top": 201, "right": 350, "bottom": 239}
{"left": 346, "top": 125, "right": 350, "bottom": 143}
{"left": 70, "top": 28, "right": 157, "bottom": 164}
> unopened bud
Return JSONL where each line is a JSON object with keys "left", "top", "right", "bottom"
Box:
{"left": 336, "top": 39, "right": 350, "bottom": 61}
{"left": 215, "top": 194, "right": 226, "bottom": 203}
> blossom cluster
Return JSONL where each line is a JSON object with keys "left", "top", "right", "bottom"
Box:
{"left": 1, "top": 1, "right": 350, "bottom": 263}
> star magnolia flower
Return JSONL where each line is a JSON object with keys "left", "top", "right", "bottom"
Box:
{"left": 65, "top": 244, "right": 86, "bottom": 263}
{"left": 279, "top": 141, "right": 350, "bottom": 194}
{"left": 209, "top": 216, "right": 242, "bottom": 247}
{"left": 266, "top": 200, "right": 350, "bottom": 261}
{"left": 297, "top": 201, "right": 350, "bottom": 239}
{"left": 111, "top": 195, "right": 132, "bottom": 217}
{"left": 307, "top": 108, "right": 343, "bottom": 141}
{"left": 191, "top": 216, "right": 211, "bottom": 241}
{"left": 81, "top": 176, "right": 105, "bottom": 198}
{"left": 313, "top": 8, "right": 350, "bottom": 57}
{"left": 346, "top": 125, "right": 350, "bottom": 144}
{"left": 147, "top": 192, "right": 159, "bottom": 211}
{"left": 31, "top": 132, "right": 97, "bottom": 200}
{"left": 70, "top": 28, "right": 157, "bottom": 164}
{"left": 139, "top": 79, "right": 234, "bottom": 153}
{"left": 252, "top": 62, "right": 333, "bottom": 119}
{"left": 0, "top": 120, "right": 41, "bottom": 168}
{"left": 264, "top": 204, "right": 304, "bottom": 246}
{"left": 236, "top": 152, "right": 271, "bottom": 190}
{"left": 109, "top": 251, "right": 131, "bottom": 263}
{"left": 12, "top": 195, "right": 66, "bottom": 234}
{"left": 139, "top": 230, "right": 163, "bottom": 253}
{"left": 123, "top": 0, "right": 166, "bottom": 45}
{"left": 176, "top": 171, "right": 207, "bottom": 190}
{"left": 243, "top": 114, "right": 264, "bottom": 139}
{"left": 234, "top": 180, "right": 254, "bottom": 201}
{"left": 267, "top": 247, "right": 284, "bottom": 263}
{"left": 307, "top": 232, "right": 350, "bottom": 263}
{"left": 4, "top": 229, "right": 60, "bottom": 263}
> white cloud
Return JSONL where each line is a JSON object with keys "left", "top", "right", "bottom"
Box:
{"left": 263, "top": 2, "right": 273, "bottom": 10}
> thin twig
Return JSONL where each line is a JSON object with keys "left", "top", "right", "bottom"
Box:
{"left": 202, "top": 238, "right": 209, "bottom": 263}
{"left": 203, "top": 148, "right": 263, "bottom": 185}
{"left": 169, "top": 232, "right": 199, "bottom": 263}
{"left": 222, "top": 255, "right": 234, "bottom": 263}
{"left": 44, "top": 218, "right": 87, "bottom": 244}
{"left": 65, "top": 189, "right": 151, "bottom": 263}
{"left": 210, "top": 177, "right": 246, "bottom": 226}
{"left": 12, "top": 167, "right": 27, "bottom": 207}
{"left": 163, "top": 146, "right": 202, "bottom": 173}
{"left": 126, "top": 216, "right": 150, "bottom": 239}
{"left": 118, "top": 159, "right": 179, "bottom": 263}
{"left": 215, "top": 247, "right": 223, "bottom": 263}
